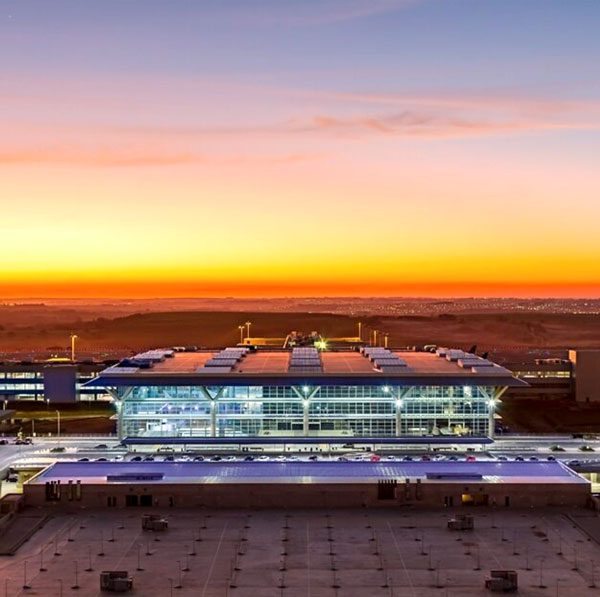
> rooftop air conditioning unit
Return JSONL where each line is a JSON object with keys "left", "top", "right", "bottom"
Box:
{"left": 141, "top": 514, "right": 168, "bottom": 531}
{"left": 100, "top": 571, "right": 133, "bottom": 592}
{"left": 485, "top": 570, "right": 518, "bottom": 592}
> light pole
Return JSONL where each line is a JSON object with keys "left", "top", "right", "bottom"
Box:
{"left": 56, "top": 410, "right": 61, "bottom": 441}
{"left": 238, "top": 325, "right": 245, "bottom": 343}
{"left": 70, "top": 334, "right": 78, "bottom": 362}
{"left": 358, "top": 321, "right": 362, "bottom": 341}
{"left": 245, "top": 321, "right": 252, "bottom": 339}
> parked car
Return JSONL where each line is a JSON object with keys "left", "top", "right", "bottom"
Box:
{"left": 420, "top": 454, "right": 431, "bottom": 462}
{"left": 143, "top": 456, "right": 155, "bottom": 462}
{"left": 95, "top": 444, "right": 108, "bottom": 450}
{"left": 514, "top": 456, "right": 525, "bottom": 462}
{"left": 0, "top": 439, "right": 8, "bottom": 445}
{"left": 580, "top": 445, "right": 595, "bottom": 452}
{"left": 78, "top": 457, "right": 89, "bottom": 462}
{"left": 243, "top": 455, "right": 254, "bottom": 462}
{"left": 131, "top": 456, "right": 142, "bottom": 462}
{"left": 308, "top": 455, "right": 318, "bottom": 461}
{"left": 550, "top": 444, "right": 565, "bottom": 452}
{"left": 465, "top": 455, "right": 477, "bottom": 462}
{"left": 193, "top": 456, "right": 205, "bottom": 462}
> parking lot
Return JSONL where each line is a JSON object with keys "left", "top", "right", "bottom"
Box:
{"left": 0, "top": 507, "right": 599, "bottom": 596}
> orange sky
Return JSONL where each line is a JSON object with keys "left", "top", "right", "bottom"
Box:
{"left": 2, "top": 2, "right": 600, "bottom": 299}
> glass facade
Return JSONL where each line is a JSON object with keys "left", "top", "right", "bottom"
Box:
{"left": 116, "top": 384, "right": 498, "bottom": 439}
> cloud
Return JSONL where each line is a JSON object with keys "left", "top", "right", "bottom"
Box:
{"left": 287, "top": 110, "right": 600, "bottom": 139}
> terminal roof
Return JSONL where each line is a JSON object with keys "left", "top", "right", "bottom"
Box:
{"left": 84, "top": 347, "right": 527, "bottom": 387}
{"left": 29, "top": 460, "right": 586, "bottom": 486}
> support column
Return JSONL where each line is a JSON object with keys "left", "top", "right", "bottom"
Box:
{"left": 303, "top": 399, "right": 310, "bottom": 436}
{"left": 107, "top": 387, "right": 132, "bottom": 441}
{"left": 487, "top": 386, "right": 508, "bottom": 439}
{"left": 388, "top": 387, "right": 412, "bottom": 437}
{"left": 200, "top": 387, "right": 224, "bottom": 437}
{"left": 210, "top": 401, "right": 217, "bottom": 437}
{"left": 291, "top": 386, "right": 320, "bottom": 437}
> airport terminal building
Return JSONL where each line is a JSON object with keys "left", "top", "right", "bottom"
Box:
{"left": 85, "top": 347, "right": 526, "bottom": 441}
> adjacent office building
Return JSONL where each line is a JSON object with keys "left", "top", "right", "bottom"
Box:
{"left": 0, "top": 361, "right": 108, "bottom": 403}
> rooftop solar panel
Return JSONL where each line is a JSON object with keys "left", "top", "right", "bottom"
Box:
{"left": 457, "top": 359, "right": 493, "bottom": 368}
{"left": 196, "top": 366, "right": 232, "bottom": 373}
{"left": 205, "top": 359, "right": 239, "bottom": 367}
{"left": 106, "top": 366, "right": 139, "bottom": 374}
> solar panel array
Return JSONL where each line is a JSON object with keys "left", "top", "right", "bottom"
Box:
{"left": 436, "top": 347, "right": 500, "bottom": 373}
{"left": 199, "top": 347, "right": 249, "bottom": 373}
{"left": 135, "top": 349, "right": 175, "bottom": 361}
{"left": 457, "top": 358, "right": 494, "bottom": 369}
{"left": 117, "top": 349, "right": 175, "bottom": 370}
{"left": 195, "top": 366, "right": 237, "bottom": 374}
{"left": 289, "top": 346, "right": 322, "bottom": 373}
{"left": 360, "top": 347, "right": 408, "bottom": 372}
{"left": 105, "top": 366, "right": 140, "bottom": 375}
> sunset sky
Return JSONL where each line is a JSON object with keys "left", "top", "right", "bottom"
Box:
{"left": 1, "top": 0, "right": 600, "bottom": 298}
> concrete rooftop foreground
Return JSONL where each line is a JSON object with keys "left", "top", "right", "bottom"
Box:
{"left": 1, "top": 508, "right": 599, "bottom": 596}
{"left": 30, "top": 460, "right": 586, "bottom": 486}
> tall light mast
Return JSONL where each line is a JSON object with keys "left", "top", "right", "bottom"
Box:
{"left": 70, "top": 334, "right": 78, "bottom": 362}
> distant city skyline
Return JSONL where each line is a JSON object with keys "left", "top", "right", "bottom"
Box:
{"left": 2, "top": 0, "right": 599, "bottom": 298}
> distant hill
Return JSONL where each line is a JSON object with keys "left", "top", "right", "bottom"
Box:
{"left": 0, "top": 309, "right": 599, "bottom": 353}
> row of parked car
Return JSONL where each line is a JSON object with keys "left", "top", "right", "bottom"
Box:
{"left": 120, "top": 453, "right": 489, "bottom": 463}
{"left": 0, "top": 437, "right": 33, "bottom": 445}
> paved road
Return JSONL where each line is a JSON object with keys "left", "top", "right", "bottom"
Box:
{"left": 1, "top": 435, "right": 600, "bottom": 477}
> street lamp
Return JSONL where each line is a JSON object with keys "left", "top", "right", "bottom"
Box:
{"left": 238, "top": 325, "right": 245, "bottom": 343}
{"left": 56, "top": 410, "right": 61, "bottom": 441}
{"left": 70, "top": 334, "right": 78, "bottom": 362}
{"left": 245, "top": 321, "right": 252, "bottom": 339}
